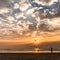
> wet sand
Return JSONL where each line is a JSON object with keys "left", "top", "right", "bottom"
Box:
{"left": 0, "top": 53, "right": 60, "bottom": 60}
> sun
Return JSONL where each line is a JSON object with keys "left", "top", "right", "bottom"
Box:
{"left": 34, "top": 39, "right": 38, "bottom": 43}
{"left": 34, "top": 38, "right": 40, "bottom": 45}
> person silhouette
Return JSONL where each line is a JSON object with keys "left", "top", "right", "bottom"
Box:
{"left": 51, "top": 47, "right": 53, "bottom": 53}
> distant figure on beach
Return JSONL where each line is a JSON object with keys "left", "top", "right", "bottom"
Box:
{"left": 51, "top": 47, "right": 53, "bottom": 53}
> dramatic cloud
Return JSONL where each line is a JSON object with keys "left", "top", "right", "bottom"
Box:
{"left": 0, "top": 0, "right": 60, "bottom": 38}
{"left": 38, "top": 19, "right": 60, "bottom": 32}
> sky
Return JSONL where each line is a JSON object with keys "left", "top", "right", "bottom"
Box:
{"left": 0, "top": 0, "right": 60, "bottom": 51}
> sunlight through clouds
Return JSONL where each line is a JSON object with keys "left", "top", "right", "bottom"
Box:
{"left": 0, "top": 0, "right": 60, "bottom": 38}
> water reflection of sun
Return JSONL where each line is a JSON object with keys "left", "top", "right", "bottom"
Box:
{"left": 34, "top": 48, "right": 40, "bottom": 53}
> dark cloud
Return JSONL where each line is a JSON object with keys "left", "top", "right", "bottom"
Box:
{"left": 29, "top": 23, "right": 37, "bottom": 31}
{"left": 39, "top": 41, "right": 60, "bottom": 51}
{"left": 38, "top": 1, "right": 60, "bottom": 19}
{"left": 38, "top": 21, "right": 49, "bottom": 31}
{"left": 0, "top": 0, "right": 11, "bottom": 8}
{"left": 40, "top": 0, "right": 51, "bottom": 3}
{"left": 2, "top": 41, "right": 59, "bottom": 51}
{"left": 38, "top": 20, "right": 60, "bottom": 32}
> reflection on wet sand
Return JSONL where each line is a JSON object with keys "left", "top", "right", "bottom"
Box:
{"left": 0, "top": 50, "right": 60, "bottom": 53}
{"left": 33, "top": 48, "right": 40, "bottom": 53}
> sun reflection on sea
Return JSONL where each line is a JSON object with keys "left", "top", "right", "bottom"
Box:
{"left": 34, "top": 48, "right": 40, "bottom": 53}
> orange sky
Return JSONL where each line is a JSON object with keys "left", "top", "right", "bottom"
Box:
{"left": 0, "top": 33, "right": 60, "bottom": 45}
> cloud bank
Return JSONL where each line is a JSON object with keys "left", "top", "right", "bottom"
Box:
{"left": 0, "top": 0, "right": 60, "bottom": 37}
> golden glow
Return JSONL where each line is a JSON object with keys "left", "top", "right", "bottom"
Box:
{"left": 34, "top": 48, "right": 40, "bottom": 53}
{"left": 33, "top": 38, "right": 41, "bottom": 45}
{"left": 0, "top": 33, "right": 60, "bottom": 45}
